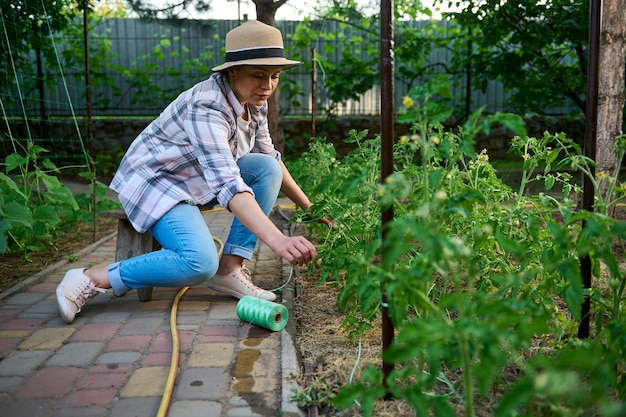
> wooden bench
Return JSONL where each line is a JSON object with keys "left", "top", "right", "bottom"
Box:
{"left": 103, "top": 209, "right": 161, "bottom": 302}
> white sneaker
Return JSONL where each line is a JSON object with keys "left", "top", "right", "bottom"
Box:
{"left": 207, "top": 266, "right": 276, "bottom": 301}
{"left": 56, "top": 268, "right": 107, "bottom": 324}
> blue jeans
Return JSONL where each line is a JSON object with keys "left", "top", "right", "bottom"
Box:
{"left": 108, "top": 153, "right": 283, "bottom": 296}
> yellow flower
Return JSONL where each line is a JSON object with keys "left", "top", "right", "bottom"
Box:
{"left": 431, "top": 136, "right": 440, "bottom": 145}
{"left": 402, "top": 96, "right": 414, "bottom": 109}
{"left": 400, "top": 136, "right": 409, "bottom": 144}
{"left": 596, "top": 171, "right": 606, "bottom": 180}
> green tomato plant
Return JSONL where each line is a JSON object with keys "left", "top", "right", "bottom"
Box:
{"left": 0, "top": 141, "right": 79, "bottom": 256}
{"left": 290, "top": 77, "right": 625, "bottom": 416}
{"left": 0, "top": 141, "right": 120, "bottom": 258}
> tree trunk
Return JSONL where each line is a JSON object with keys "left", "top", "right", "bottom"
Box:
{"left": 596, "top": 0, "right": 625, "bottom": 216}
{"left": 253, "top": 0, "right": 289, "bottom": 155}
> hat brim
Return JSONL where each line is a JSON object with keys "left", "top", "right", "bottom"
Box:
{"left": 212, "top": 57, "right": 301, "bottom": 72}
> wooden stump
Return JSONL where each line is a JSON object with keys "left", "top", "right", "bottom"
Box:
{"left": 103, "top": 209, "right": 160, "bottom": 302}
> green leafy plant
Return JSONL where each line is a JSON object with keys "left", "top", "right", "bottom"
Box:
{"left": 0, "top": 141, "right": 79, "bottom": 255}
{"left": 290, "top": 78, "right": 625, "bottom": 416}
{"left": 0, "top": 141, "right": 121, "bottom": 257}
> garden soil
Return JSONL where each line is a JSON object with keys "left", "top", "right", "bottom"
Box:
{"left": 0, "top": 215, "right": 117, "bottom": 293}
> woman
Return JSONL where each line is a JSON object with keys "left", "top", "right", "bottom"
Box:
{"left": 56, "top": 20, "right": 320, "bottom": 324}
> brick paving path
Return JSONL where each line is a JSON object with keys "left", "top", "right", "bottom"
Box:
{"left": 0, "top": 203, "right": 304, "bottom": 417}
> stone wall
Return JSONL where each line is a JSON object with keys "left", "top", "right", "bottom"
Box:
{"left": 1, "top": 115, "right": 586, "bottom": 163}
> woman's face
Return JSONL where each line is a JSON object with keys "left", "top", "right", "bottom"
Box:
{"left": 228, "top": 66, "right": 283, "bottom": 107}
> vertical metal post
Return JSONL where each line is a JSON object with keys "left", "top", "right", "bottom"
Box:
{"left": 465, "top": 25, "right": 472, "bottom": 120}
{"left": 312, "top": 48, "right": 317, "bottom": 137}
{"left": 380, "top": 0, "right": 395, "bottom": 395}
{"left": 578, "top": 0, "right": 602, "bottom": 339}
{"left": 83, "top": 1, "right": 96, "bottom": 242}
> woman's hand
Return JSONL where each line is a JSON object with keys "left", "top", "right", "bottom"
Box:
{"left": 302, "top": 213, "right": 334, "bottom": 229}
{"left": 228, "top": 192, "right": 318, "bottom": 266}
{"left": 271, "top": 235, "right": 317, "bottom": 266}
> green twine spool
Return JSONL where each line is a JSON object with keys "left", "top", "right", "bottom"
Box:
{"left": 236, "top": 295, "right": 288, "bottom": 332}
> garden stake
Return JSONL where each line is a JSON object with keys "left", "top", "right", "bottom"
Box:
{"left": 379, "top": 0, "right": 395, "bottom": 399}
{"left": 311, "top": 47, "right": 317, "bottom": 137}
{"left": 579, "top": 0, "right": 602, "bottom": 339}
{"left": 82, "top": 0, "right": 97, "bottom": 243}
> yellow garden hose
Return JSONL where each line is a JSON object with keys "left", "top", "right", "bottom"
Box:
{"left": 156, "top": 236, "right": 224, "bottom": 417}
{"left": 156, "top": 203, "right": 297, "bottom": 417}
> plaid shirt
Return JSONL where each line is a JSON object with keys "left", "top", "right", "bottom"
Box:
{"left": 110, "top": 72, "right": 280, "bottom": 233}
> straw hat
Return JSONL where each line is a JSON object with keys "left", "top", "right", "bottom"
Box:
{"left": 212, "top": 20, "right": 301, "bottom": 72}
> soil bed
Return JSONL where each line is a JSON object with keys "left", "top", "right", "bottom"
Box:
{"left": 0, "top": 216, "right": 117, "bottom": 293}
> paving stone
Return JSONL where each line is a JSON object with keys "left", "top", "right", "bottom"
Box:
{"left": 167, "top": 399, "right": 222, "bottom": 417}
{"left": 174, "top": 325, "right": 198, "bottom": 334}
{"left": 109, "top": 397, "right": 161, "bottom": 417}
{"left": 105, "top": 335, "right": 152, "bottom": 352}
{"left": 20, "top": 299, "right": 59, "bottom": 316}
{"left": 71, "top": 322, "right": 121, "bottom": 342}
{"left": 239, "top": 333, "right": 280, "bottom": 349}
{"left": 148, "top": 331, "right": 173, "bottom": 353}
{"left": 89, "top": 363, "right": 134, "bottom": 374}
{"left": 0, "top": 375, "right": 22, "bottom": 393}
{"left": 0, "top": 203, "right": 299, "bottom": 417}
{"left": 141, "top": 352, "right": 174, "bottom": 366}
{"left": 0, "top": 330, "right": 31, "bottom": 338}
{"left": 174, "top": 367, "right": 229, "bottom": 400}
{"left": 226, "top": 407, "right": 267, "bottom": 417}
{"left": 95, "top": 351, "right": 142, "bottom": 365}
{"left": 178, "top": 330, "right": 196, "bottom": 351}
{"left": 43, "top": 316, "right": 73, "bottom": 327}
{"left": 63, "top": 387, "right": 117, "bottom": 407}
{"left": 120, "top": 366, "right": 169, "bottom": 397}
{"left": 175, "top": 311, "right": 208, "bottom": 326}
{"left": 0, "top": 336, "right": 22, "bottom": 354}
{"left": 3, "top": 292, "right": 49, "bottom": 306}
{"left": 232, "top": 376, "right": 279, "bottom": 395}
{"left": 46, "top": 342, "right": 104, "bottom": 367}
{"left": 18, "top": 327, "right": 75, "bottom": 350}
{"left": 127, "top": 305, "right": 169, "bottom": 317}
{"left": 28, "top": 282, "right": 57, "bottom": 293}
{"left": 15, "top": 366, "right": 83, "bottom": 398}
{"left": 178, "top": 299, "right": 210, "bottom": 311}
{"left": 0, "top": 350, "right": 52, "bottom": 376}
{"left": 207, "top": 302, "right": 239, "bottom": 320}
{"left": 0, "top": 318, "right": 47, "bottom": 331}
{"left": 0, "top": 398, "right": 56, "bottom": 417}
{"left": 89, "top": 311, "right": 132, "bottom": 323}
{"left": 50, "top": 406, "right": 108, "bottom": 417}
{"left": 137, "top": 299, "right": 172, "bottom": 311}
{"left": 76, "top": 371, "right": 129, "bottom": 390}
{"left": 118, "top": 317, "right": 164, "bottom": 336}
{"left": 187, "top": 342, "right": 234, "bottom": 368}
{"left": 200, "top": 325, "right": 239, "bottom": 338}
